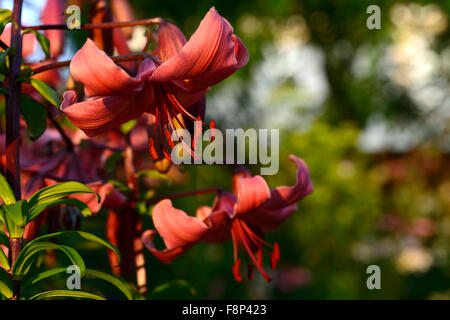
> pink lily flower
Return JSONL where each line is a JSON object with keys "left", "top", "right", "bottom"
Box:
{"left": 0, "top": 24, "right": 37, "bottom": 57}
{"left": 18, "top": 128, "right": 125, "bottom": 214}
{"left": 61, "top": 7, "right": 248, "bottom": 160}
{"left": 142, "top": 155, "right": 313, "bottom": 282}
{"left": 42, "top": 0, "right": 65, "bottom": 57}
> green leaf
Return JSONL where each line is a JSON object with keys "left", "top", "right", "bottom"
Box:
{"left": 85, "top": 269, "right": 133, "bottom": 300}
{"left": 17, "top": 66, "right": 34, "bottom": 83}
{"left": 0, "top": 248, "right": 10, "bottom": 271}
{"left": 120, "top": 119, "right": 137, "bottom": 134}
{"left": 0, "top": 172, "right": 16, "bottom": 205}
{"left": 0, "top": 87, "right": 8, "bottom": 95}
{"left": 0, "top": 231, "right": 8, "bottom": 247}
{"left": 27, "top": 198, "right": 92, "bottom": 221}
{"left": 29, "top": 290, "right": 105, "bottom": 300}
{"left": 20, "top": 94, "right": 47, "bottom": 140}
{"left": 0, "top": 200, "right": 27, "bottom": 238}
{"left": 12, "top": 241, "right": 85, "bottom": 280}
{"left": 21, "top": 268, "right": 133, "bottom": 300}
{"left": 136, "top": 169, "right": 170, "bottom": 180}
{"left": 0, "top": 9, "right": 12, "bottom": 36}
{"left": 29, "top": 78, "right": 60, "bottom": 107}
{"left": 27, "top": 181, "right": 99, "bottom": 220}
{"left": 0, "top": 50, "right": 9, "bottom": 75}
{"left": 29, "top": 230, "right": 121, "bottom": 266}
{"left": 21, "top": 267, "right": 66, "bottom": 289}
{"left": 0, "top": 9, "right": 12, "bottom": 23}
{"left": 150, "top": 279, "right": 196, "bottom": 299}
{"left": 0, "top": 267, "right": 13, "bottom": 299}
{"left": 22, "top": 29, "right": 50, "bottom": 60}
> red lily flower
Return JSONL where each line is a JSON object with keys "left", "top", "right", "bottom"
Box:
{"left": 142, "top": 155, "right": 313, "bottom": 282}
{"left": 61, "top": 7, "right": 248, "bottom": 161}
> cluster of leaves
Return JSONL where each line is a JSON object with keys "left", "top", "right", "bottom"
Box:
{"left": 0, "top": 173, "right": 136, "bottom": 300}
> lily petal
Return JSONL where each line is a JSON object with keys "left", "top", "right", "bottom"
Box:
{"left": 247, "top": 155, "right": 313, "bottom": 231}
{"left": 152, "top": 199, "right": 208, "bottom": 249}
{"left": 0, "top": 24, "right": 36, "bottom": 57}
{"left": 61, "top": 92, "right": 146, "bottom": 137}
{"left": 142, "top": 230, "right": 186, "bottom": 264}
{"left": 211, "top": 191, "right": 236, "bottom": 217}
{"left": 42, "top": 0, "right": 65, "bottom": 57}
{"left": 260, "top": 155, "right": 313, "bottom": 211}
{"left": 234, "top": 176, "right": 271, "bottom": 216}
{"left": 202, "top": 210, "right": 232, "bottom": 243}
{"left": 150, "top": 7, "right": 248, "bottom": 87}
{"left": 70, "top": 39, "right": 141, "bottom": 97}
{"left": 156, "top": 21, "right": 187, "bottom": 61}
{"left": 247, "top": 204, "right": 299, "bottom": 232}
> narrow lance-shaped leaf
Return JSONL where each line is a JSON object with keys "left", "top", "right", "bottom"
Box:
{"left": 0, "top": 9, "right": 12, "bottom": 35}
{"left": 29, "top": 78, "right": 60, "bottom": 107}
{"left": 29, "top": 290, "right": 106, "bottom": 300}
{"left": 0, "top": 172, "right": 16, "bottom": 205}
{"left": 20, "top": 94, "right": 47, "bottom": 140}
{"left": 0, "top": 246, "right": 10, "bottom": 271}
{"left": 27, "top": 182, "right": 99, "bottom": 220}
{"left": 22, "top": 268, "right": 134, "bottom": 300}
{"left": 12, "top": 241, "right": 86, "bottom": 280}
{"left": 85, "top": 269, "right": 133, "bottom": 300}
{"left": 0, "top": 49, "right": 10, "bottom": 75}
{"left": 21, "top": 267, "right": 66, "bottom": 289}
{"left": 0, "top": 200, "right": 28, "bottom": 238}
{"left": 0, "top": 267, "right": 13, "bottom": 299}
{"left": 0, "top": 231, "right": 9, "bottom": 247}
{"left": 28, "top": 198, "right": 92, "bottom": 221}
{"left": 22, "top": 29, "right": 50, "bottom": 60}
{"left": 29, "top": 231, "right": 121, "bottom": 266}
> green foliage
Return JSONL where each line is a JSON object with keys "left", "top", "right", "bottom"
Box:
{"left": 0, "top": 9, "right": 12, "bottom": 36}
{"left": 0, "top": 267, "right": 13, "bottom": 299}
{"left": 0, "top": 231, "right": 8, "bottom": 247}
{"left": 27, "top": 198, "right": 92, "bottom": 221}
{"left": 0, "top": 49, "right": 10, "bottom": 76}
{"left": 136, "top": 169, "right": 170, "bottom": 181}
{"left": 21, "top": 267, "right": 67, "bottom": 289}
{"left": 27, "top": 181, "right": 99, "bottom": 221}
{"left": 0, "top": 200, "right": 28, "bottom": 238}
{"left": 22, "top": 29, "right": 50, "bottom": 60}
{"left": 29, "top": 290, "right": 106, "bottom": 300}
{"left": 0, "top": 178, "right": 129, "bottom": 300}
{"left": 0, "top": 173, "right": 16, "bottom": 205}
{"left": 29, "top": 231, "right": 121, "bottom": 266}
{"left": 0, "top": 247, "right": 10, "bottom": 271}
{"left": 29, "top": 78, "right": 60, "bottom": 107}
{"left": 150, "top": 280, "right": 196, "bottom": 300}
{"left": 12, "top": 241, "right": 85, "bottom": 280}
{"left": 20, "top": 94, "right": 47, "bottom": 140}
{"left": 85, "top": 269, "right": 133, "bottom": 300}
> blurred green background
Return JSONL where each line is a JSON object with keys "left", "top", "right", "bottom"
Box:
{"left": 130, "top": 0, "right": 450, "bottom": 299}
{"left": 11, "top": 0, "right": 450, "bottom": 299}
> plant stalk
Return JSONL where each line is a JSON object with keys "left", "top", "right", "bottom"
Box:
{"left": 6, "top": 0, "right": 24, "bottom": 300}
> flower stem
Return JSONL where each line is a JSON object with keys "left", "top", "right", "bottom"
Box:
{"left": 5, "top": 0, "right": 24, "bottom": 300}
{"left": 9, "top": 238, "right": 22, "bottom": 300}
{"left": 31, "top": 53, "right": 152, "bottom": 74}
{"left": 24, "top": 18, "right": 163, "bottom": 31}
